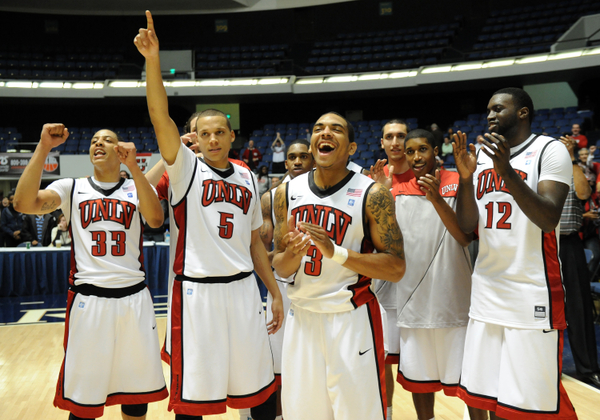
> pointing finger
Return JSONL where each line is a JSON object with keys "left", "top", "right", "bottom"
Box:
{"left": 146, "top": 10, "right": 154, "bottom": 30}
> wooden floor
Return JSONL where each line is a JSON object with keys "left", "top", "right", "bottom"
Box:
{"left": 1, "top": 318, "right": 598, "bottom": 420}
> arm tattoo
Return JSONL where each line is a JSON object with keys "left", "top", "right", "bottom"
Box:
{"left": 259, "top": 193, "right": 273, "bottom": 245}
{"left": 367, "top": 185, "right": 405, "bottom": 260}
{"left": 273, "top": 186, "right": 288, "bottom": 253}
{"left": 40, "top": 191, "right": 60, "bottom": 212}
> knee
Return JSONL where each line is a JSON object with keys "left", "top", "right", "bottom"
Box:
{"left": 121, "top": 404, "right": 148, "bottom": 417}
{"left": 251, "top": 392, "right": 277, "bottom": 420}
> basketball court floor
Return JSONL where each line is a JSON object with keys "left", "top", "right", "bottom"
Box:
{"left": 1, "top": 289, "right": 599, "bottom": 420}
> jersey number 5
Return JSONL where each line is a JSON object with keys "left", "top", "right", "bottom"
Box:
{"left": 91, "top": 231, "right": 127, "bottom": 256}
{"left": 218, "top": 212, "right": 234, "bottom": 239}
{"left": 484, "top": 202, "right": 512, "bottom": 229}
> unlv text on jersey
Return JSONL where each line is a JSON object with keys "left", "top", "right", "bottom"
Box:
{"left": 476, "top": 168, "right": 528, "bottom": 200}
{"left": 201, "top": 179, "right": 253, "bottom": 215}
{"left": 291, "top": 205, "right": 352, "bottom": 246}
{"left": 79, "top": 199, "right": 137, "bottom": 229}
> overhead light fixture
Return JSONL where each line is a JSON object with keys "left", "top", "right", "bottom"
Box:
{"left": 583, "top": 47, "right": 600, "bottom": 55}
{"left": 549, "top": 50, "right": 582, "bottom": 60}
{"left": 39, "top": 82, "right": 64, "bottom": 88}
{"left": 358, "top": 73, "right": 388, "bottom": 81}
{"left": 452, "top": 63, "right": 483, "bottom": 71}
{"left": 517, "top": 55, "right": 548, "bottom": 64}
{"left": 389, "top": 70, "right": 417, "bottom": 78}
{"left": 228, "top": 79, "right": 256, "bottom": 86}
{"left": 6, "top": 81, "right": 33, "bottom": 88}
{"left": 258, "top": 78, "right": 288, "bottom": 85}
{"left": 72, "top": 83, "right": 95, "bottom": 89}
{"left": 421, "top": 66, "right": 452, "bottom": 74}
{"left": 296, "top": 78, "right": 324, "bottom": 84}
{"left": 170, "top": 81, "right": 197, "bottom": 87}
{"left": 482, "top": 59, "right": 515, "bottom": 68}
{"left": 198, "top": 80, "right": 227, "bottom": 86}
{"left": 109, "top": 81, "right": 140, "bottom": 88}
{"left": 326, "top": 75, "right": 358, "bottom": 83}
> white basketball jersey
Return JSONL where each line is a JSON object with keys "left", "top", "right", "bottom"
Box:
{"left": 471, "top": 134, "right": 572, "bottom": 330}
{"left": 165, "top": 144, "right": 262, "bottom": 280}
{"left": 286, "top": 170, "right": 377, "bottom": 313}
{"left": 393, "top": 171, "right": 471, "bottom": 328}
{"left": 48, "top": 177, "right": 146, "bottom": 288}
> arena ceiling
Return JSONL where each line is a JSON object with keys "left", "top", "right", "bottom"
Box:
{"left": 0, "top": 0, "right": 355, "bottom": 15}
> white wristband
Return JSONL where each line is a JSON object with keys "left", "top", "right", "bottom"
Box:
{"left": 331, "top": 244, "right": 348, "bottom": 265}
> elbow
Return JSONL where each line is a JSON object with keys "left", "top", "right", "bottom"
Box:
{"left": 385, "top": 261, "right": 406, "bottom": 283}
{"left": 147, "top": 215, "right": 164, "bottom": 229}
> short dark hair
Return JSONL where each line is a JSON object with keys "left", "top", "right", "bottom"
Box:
{"left": 317, "top": 112, "right": 355, "bottom": 143}
{"left": 91, "top": 129, "right": 124, "bottom": 143}
{"left": 382, "top": 119, "right": 409, "bottom": 136}
{"left": 194, "top": 109, "right": 232, "bottom": 131}
{"left": 184, "top": 112, "right": 201, "bottom": 133}
{"left": 405, "top": 128, "right": 436, "bottom": 148}
{"left": 492, "top": 87, "right": 535, "bottom": 125}
{"left": 288, "top": 138, "right": 311, "bottom": 150}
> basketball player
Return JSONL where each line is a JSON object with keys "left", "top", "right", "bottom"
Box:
{"left": 369, "top": 118, "right": 415, "bottom": 419}
{"left": 144, "top": 112, "right": 249, "bottom": 365}
{"left": 255, "top": 138, "right": 314, "bottom": 420}
{"left": 370, "top": 119, "right": 415, "bottom": 188}
{"left": 135, "top": 11, "right": 283, "bottom": 420}
{"left": 453, "top": 87, "right": 578, "bottom": 419}
{"left": 392, "top": 129, "right": 486, "bottom": 420}
{"left": 272, "top": 112, "right": 406, "bottom": 420}
{"left": 14, "top": 123, "right": 168, "bottom": 420}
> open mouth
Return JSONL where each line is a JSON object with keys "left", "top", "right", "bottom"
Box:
{"left": 318, "top": 142, "right": 336, "bottom": 154}
{"left": 93, "top": 149, "right": 106, "bottom": 157}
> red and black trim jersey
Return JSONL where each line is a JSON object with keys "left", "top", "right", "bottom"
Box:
{"left": 286, "top": 170, "right": 376, "bottom": 313}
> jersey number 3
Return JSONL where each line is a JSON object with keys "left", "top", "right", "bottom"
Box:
{"left": 484, "top": 202, "right": 512, "bottom": 229}
{"left": 304, "top": 245, "right": 323, "bottom": 276}
{"left": 91, "top": 231, "right": 126, "bottom": 256}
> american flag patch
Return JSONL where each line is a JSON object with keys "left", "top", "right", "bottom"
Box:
{"left": 241, "top": 172, "right": 250, "bottom": 179}
{"left": 525, "top": 151, "right": 537, "bottom": 159}
{"left": 123, "top": 185, "right": 135, "bottom": 191}
{"left": 346, "top": 188, "right": 362, "bottom": 197}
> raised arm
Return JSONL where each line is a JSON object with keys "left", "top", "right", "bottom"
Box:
{"left": 298, "top": 182, "right": 405, "bottom": 282}
{"left": 561, "top": 136, "right": 591, "bottom": 200}
{"left": 115, "top": 142, "right": 164, "bottom": 228}
{"left": 13, "top": 124, "right": 67, "bottom": 214}
{"left": 272, "top": 183, "right": 312, "bottom": 278}
{"left": 417, "top": 169, "right": 472, "bottom": 247}
{"left": 134, "top": 10, "right": 181, "bottom": 165}
{"left": 452, "top": 131, "right": 479, "bottom": 234}
{"left": 482, "top": 132, "right": 569, "bottom": 233}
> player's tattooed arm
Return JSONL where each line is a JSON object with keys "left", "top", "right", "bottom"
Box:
{"left": 40, "top": 191, "right": 61, "bottom": 212}
{"left": 259, "top": 191, "right": 275, "bottom": 262}
{"left": 337, "top": 183, "right": 405, "bottom": 283}
{"left": 272, "top": 184, "right": 311, "bottom": 278}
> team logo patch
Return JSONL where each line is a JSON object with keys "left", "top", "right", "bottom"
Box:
{"left": 348, "top": 199, "right": 355, "bottom": 206}
{"left": 245, "top": 180, "right": 250, "bottom": 185}
{"left": 187, "top": 289, "right": 193, "bottom": 295}
{"left": 346, "top": 188, "right": 362, "bottom": 197}
{"left": 78, "top": 302, "right": 85, "bottom": 309}
{"left": 534, "top": 305, "right": 546, "bottom": 319}
{"left": 525, "top": 160, "right": 532, "bottom": 165}
{"left": 127, "top": 192, "right": 133, "bottom": 198}
{"left": 289, "top": 308, "right": 294, "bottom": 317}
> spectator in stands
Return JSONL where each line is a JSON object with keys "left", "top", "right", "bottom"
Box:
{"left": 474, "top": 135, "right": 485, "bottom": 153}
{"left": 1, "top": 193, "right": 25, "bottom": 247}
{"left": 582, "top": 194, "right": 600, "bottom": 279}
{"left": 430, "top": 123, "right": 444, "bottom": 151}
{"left": 271, "top": 133, "right": 286, "bottom": 174}
{"left": 257, "top": 165, "right": 272, "bottom": 196}
{"left": 242, "top": 139, "right": 262, "bottom": 172}
{"left": 20, "top": 213, "right": 56, "bottom": 247}
{"left": 304, "top": 128, "right": 310, "bottom": 141}
{"left": 578, "top": 146, "right": 600, "bottom": 188}
{"left": 271, "top": 176, "right": 282, "bottom": 189}
{"left": 229, "top": 148, "right": 240, "bottom": 160}
{"left": 120, "top": 170, "right": 130, "bottom": 179}
{"left": 441, "top": 136, "right": 453, "bottom": 161}
{"left": 572, "top": 123, "right": 588, "bottom": 149}
{"left": 50, "top": 213, "right": 71, "bottom": 247}
{"left": 558, "top": 135, "right": 600, "bottom": 388}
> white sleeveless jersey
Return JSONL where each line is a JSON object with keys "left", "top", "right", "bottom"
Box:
{"left": 471, "top": 134, "right": 572, "bottom": 330}
{"left": 393, "top": 171, "right": 471, "bottom": 328}
{"left": 271, "top": 185, "right": 294, "bottom": 284}
{"left": 286, "top": 170, "right": 377, "bottom": 313}
{"left": 165, "top": 144, "right": 262, "bottom": 280}
{"left": 48, "top": 177, "right": 146, "bottom": 288}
